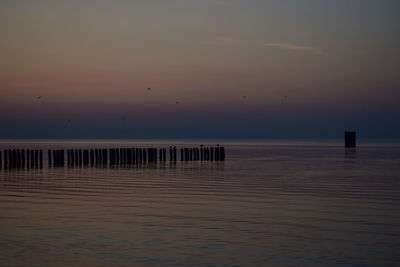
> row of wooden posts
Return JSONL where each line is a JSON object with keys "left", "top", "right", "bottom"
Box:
{"left": 0, "top": 146, "right": 225, "bottom": 169}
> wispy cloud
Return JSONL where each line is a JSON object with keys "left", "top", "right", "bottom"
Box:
{"left": 206, "top": 36, "right": 243, "bottom": 46}
{"left": 207, "top": 36, "right": 324, "bottom": 55}
{"left": 208, "top": 0, "right": 233, "bottom": 7}
{"left": 264, "top": 42, "right": 323, "bottom": 55}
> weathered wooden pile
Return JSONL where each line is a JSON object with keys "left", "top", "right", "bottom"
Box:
{"left": 0, "top": 146, "right": 225, "bottom": 169}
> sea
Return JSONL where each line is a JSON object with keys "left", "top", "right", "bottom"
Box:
{"left": 0, "top": 139, "right": 399, "bottom": 266}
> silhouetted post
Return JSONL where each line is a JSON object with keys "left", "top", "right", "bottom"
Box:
{"left": 147, "top": 148, "right": 151, "bottom": 163}
{"left": 109, "top": 149, "right": 114, "bottom": 166}
{"left": 30, "top": 150, "right": 34, "bottom": 168}
{"left": 0, "top": 151, "right": 2, "bottom": 169}
{"left": 136, "top": 148, "right": 140, "bottom": 164}
{"left": 220, "top": 146, "right": 225, "bottom": 161}
{"left": 132, "top": 148, "right": 136, "bottom": 164}
{"left": 21, "top": 150, "right": 25, "bottom": 168}
{"left": 89, "top": 150, "right": 94, "bottom": 166}
{"left": 200, "top": 146, "right": 204, "bottom": 161}
{"left": 74, "top": 150, "right": 78, "bottom": 166}
{"left": 184, "top": 148, "right": 189, "bottom": 161}
{"left": 16, "top": 150, "right": 20, "bottom": 168}
{"left": 345, "top": 131, "right": 356, "bottom": 148}
{"left": 11, "top": 150, "right": 16, "bottom": 169}
{"left": 163, "top": 148, "right": 167, "bottom": 162}
{"left": 39, "top": 150, "right": 43, "bottom": 168}
{"left": 215, "top": 145, "right": 220, "bottom": 161}
{"left": 143, "top": 148, "right": 147, "bottom": 163}
{"left": 180, "top": 148, "right": 183, "bottom": 161}
{"left": 102, "top": 149, "right": 107, "bottom": 166}
{"left": 83, "top": 150, "right": 88, "bottom": 166}
{"left": 78, "top": 149, "right": 82, "bottom": 166}
{"left": 126, "top": 148, "right": 131, "bottom": 165}
{"left": 54, "top": 150, "right": 57, "bottom": 167}
{"left": 34, "top": 150, "right": 38, "bottom": 168}
{"left": 173, "top": 146, "right": 177, "bottom": 162}
{"left": 46, "top": 150, "right": 51, "bottom": 167}
{"left": 71, "top": 149, "right": 75, "bottom": 167}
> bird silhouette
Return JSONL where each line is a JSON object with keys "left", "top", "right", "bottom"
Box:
{"left": 175, "top": 101, "right": 180, "bottom": 105}
{"left": 37, "top": 96, "right": 42, "bottom": 99}
{"left": 242, "top": 95, "right": 247, "bottom": 99}
{"left": 147, "top": 88, "right": 151, "bottom": 91}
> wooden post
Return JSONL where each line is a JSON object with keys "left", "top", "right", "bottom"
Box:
{"left": 221, "top": 147, "right": 225, "bottom": 161}
{"left": 133, "top": 148, "right": 136, "bottom": 165}
{"left": 30, "top": 150, "right": 34, "bottom": 168}
{"left": 39, "top": 150, "right": 43, "bottom": 168}
{"left": 0, "top": 150, "right": 2, "bottom": 170}
{"left": 47, "top": 150, "right": 51, "bottom": 167}
{"left": 173, "top": 146, "right": 177, "bottom": 162}
{"left": 139, "top": 148, "right": 143, "bottom": 164}
{"left": 78, "top": 149, "right": 82, "bottom": 166}
{"left": 142, "top": 148, "right": 146, "bottom": 163}
{"left": 127, "top": 148, "right": 131, "bottom": 165}
{"left": 83, "top": 150, "right": 88, "bottom": 166}
{"left": 184, "top": 148, "right": 189, "bottom": 161}
{"left": 34, "top": 150, "right": 38, "bottom": 168}
{"left": 102, "top": 149, "right": 108, "bottom": 166}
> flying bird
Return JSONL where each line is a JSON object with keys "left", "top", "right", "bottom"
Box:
{"left": 147, "top": 87, "right": 151, "bottom": 91}
{"left": 242, "top": 95, "right": 247, "bottom": 99}
{"left": 37, "top": 96, "right": 42, "bottom": 99}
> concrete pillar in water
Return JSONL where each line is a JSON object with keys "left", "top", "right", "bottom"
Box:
{"left": 345, "top": 131, "right": 356, "bottom": 148}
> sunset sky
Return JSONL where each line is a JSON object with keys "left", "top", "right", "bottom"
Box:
{"left": 1, "top": 0, "right": 399, "bottom": 139}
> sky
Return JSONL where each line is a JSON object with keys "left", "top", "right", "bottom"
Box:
{"left": 1, "top": 0, "right": 399, "bottom": 139}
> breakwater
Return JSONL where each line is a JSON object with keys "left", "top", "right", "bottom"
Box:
{"left": 0, "top": 146, "right": 225, "bottom": 169}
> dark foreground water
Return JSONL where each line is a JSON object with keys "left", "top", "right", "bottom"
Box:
{"left": 1, "top": 140, "right": 400, "bottom": 266}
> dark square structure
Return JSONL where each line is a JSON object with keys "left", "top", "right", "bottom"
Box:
{"left": 345, "top": 131, "right": 356, "bottom": 148}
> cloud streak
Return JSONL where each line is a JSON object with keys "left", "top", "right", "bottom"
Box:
{"left": 207, "top": 36, "right": 323, "bottom": 55}
{"left": 264, "top": 42, "right": 323, "bottom": 55}
{"left": 208, "top": 0, "right": 233, "bottom": 7}
{"left": 206, "top": 36, "right": 243, "bottom": 46}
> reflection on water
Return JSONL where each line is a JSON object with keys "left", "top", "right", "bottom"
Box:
{"left": 1, "top": 141, "right": 400, "bottom": 266}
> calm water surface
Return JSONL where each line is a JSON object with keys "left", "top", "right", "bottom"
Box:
{"left": 1, "top": 140, "right": 400, "bottom": 266}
